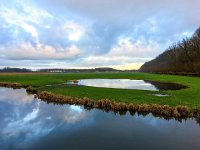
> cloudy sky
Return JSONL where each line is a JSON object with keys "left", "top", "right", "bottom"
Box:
{"left": 0, "top": 0, "right": 200, "bottom": 70}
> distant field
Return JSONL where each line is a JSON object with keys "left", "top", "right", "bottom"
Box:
{"left": 0, "top": 72, "right": 200, "bottom": 109}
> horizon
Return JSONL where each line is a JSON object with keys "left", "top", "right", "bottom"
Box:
{"left": 1, "top": 0, "right": 200, "bottom": 69}
{"left": 0, "top": 66, "right": 138, "bottom": 71}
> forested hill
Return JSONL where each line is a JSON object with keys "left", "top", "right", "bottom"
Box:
{"left": 139, "top": 27, "right": 200, "bottom": 75}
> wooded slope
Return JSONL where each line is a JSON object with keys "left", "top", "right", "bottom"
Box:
{"left": 140, "top": 27, "right": 200, "bottom": 74}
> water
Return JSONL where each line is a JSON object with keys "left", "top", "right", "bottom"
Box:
{"left": 0, "top": 87, "right": 200, "bottom": 150}
{"left": 68, "top": 79, "right": 187, "bottom": 91}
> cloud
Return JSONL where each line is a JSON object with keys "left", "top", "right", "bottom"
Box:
{"left": 76, "top": 39, "right": 158, "bottom": 69}
{"left": 0, "top": 0, "right": 200, "bottom": 69}
{"left": 0, "top": 0, "right": 53, "bottom": 40}
{"left": 2, "top": 43, "right": 82, "bottom": 60}
{"left": 107, "top": 38, "right": 159, "bottom": 58}
{"left": 63, "top": 21, "right": 85, "bottom": 41}
{"left": 44, "top": 0, "right": 200, "bottom": 27}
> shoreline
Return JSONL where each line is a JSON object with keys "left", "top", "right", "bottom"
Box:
{"left": 36, "top": 91, "right": 200, "bottom": 120}
{"left": 1, "top": 82, "right": 200, "bottom": 120}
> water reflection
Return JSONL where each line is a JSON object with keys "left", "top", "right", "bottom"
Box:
{"left": 69, "top": 79, "right": 186, "bottom": 91}
{"left": 0, "top": 88, "right": 200, "bottom": 150}
{"left": 0, "top": 88, "right": 34, "bottom": 105}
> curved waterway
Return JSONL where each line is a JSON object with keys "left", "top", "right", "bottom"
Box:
{"left": 0, "top": 87, "right": 200, "bottom": 150}
{"left": 68, "top": 79, "right": 187, "bottom": 91}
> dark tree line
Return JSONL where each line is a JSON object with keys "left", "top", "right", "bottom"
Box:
{"left": 0, "top": 67, "right": 32, "bottom": 72}
{"left": 140, "top": 27, "right": 200, "bottom": 74}
{"left": 39, "top": 67, "right": 137, "bottom": 73}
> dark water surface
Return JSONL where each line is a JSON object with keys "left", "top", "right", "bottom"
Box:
{"left": 69, "top": 79, "right": 187, "bottom": 91}
{"left": 0, "top": 88, "right": 200, "bottom": 150}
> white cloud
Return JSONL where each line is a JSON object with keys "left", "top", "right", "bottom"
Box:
{"left": 62, "top": 21, "right": 86, "bottom": 41}
{"left": 0, "top": 0, "right": 53, "bottom": 40}
{"left": 76, "top": 39, "right": 159, "bottom": 69}
{"left": 3, "top": 43, "right": 82, "bottom": 60}
{"left": 67, "top": 45, "right": 82, "bottom": 57}
{"left": 108, "top": 38, "right": 159, "bottom": 58}
{"left": 81, "top": 55, "right": 152, "bottom": 68}
{"left": 0, "top": 6, "right": 38, "bottom": 39}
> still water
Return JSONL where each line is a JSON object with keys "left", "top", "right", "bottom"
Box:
{"left": 71, "top": 79, "right": 187, "bottom": 91}
{"left": 0, "top": 88, "right": 200, "bottom": 150}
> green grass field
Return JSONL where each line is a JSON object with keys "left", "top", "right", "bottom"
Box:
{"left": 0, "top": 72, "right": 200, "bottom": 109}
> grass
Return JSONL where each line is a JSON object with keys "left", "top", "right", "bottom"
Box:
{"left": 0, "top": 72, "right": 200, "bottom": 110}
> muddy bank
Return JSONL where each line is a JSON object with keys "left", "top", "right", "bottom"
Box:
{"left": 35, "top": 91, "right": 200, "bottom": 120}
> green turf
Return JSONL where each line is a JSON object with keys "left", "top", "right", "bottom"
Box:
{"left": 0, "top": 72, "right": 200, "bottom": 109}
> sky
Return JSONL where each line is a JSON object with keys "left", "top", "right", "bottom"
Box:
{"left": 0, "top": 0, "right": 200, "bottom": 70}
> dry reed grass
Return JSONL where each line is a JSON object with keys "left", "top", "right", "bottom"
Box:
{"left": 0, "top": 82, "right": 37, "bottom": 94}
{"left": 36, "top": 91, "right": 200, "bottom": 119}
{"left": 0, "top": 82, "right": 24, "bottom": 89}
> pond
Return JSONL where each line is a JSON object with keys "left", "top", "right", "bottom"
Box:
{"left": 0, "top": 87, "right": 200, "bottom": 150}
{"left": 68, "top": 79, "right": 187, "bottom": 91}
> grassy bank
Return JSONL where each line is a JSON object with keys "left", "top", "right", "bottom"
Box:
{"left": 0, "top": 72, "right": 200, "bottom": 110}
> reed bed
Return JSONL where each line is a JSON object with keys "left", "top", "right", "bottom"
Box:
{"left": 36, "top": 91, "right": 200, "bottom": 119}
{"left": 0, "top": 82, "right": 25, "bottom": 89}
{"left": 0, "top": 82, "right": 37, "bottom": 94}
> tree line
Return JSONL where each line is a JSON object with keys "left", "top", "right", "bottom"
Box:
{"left": 0, "top": 67, "right": 137, "bottom": 73}
{"left": 140, "top": 27, "right": 200, "bottom": 75}
{"left": 0, "top": 67, "right": 32, "bottom": 72}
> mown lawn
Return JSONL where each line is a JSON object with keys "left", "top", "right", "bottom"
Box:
{"left": 0, "top": 72, "right": 200, "bottom": 109}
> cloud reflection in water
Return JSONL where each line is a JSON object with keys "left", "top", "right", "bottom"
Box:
{"left": 0, "top": 87, "right": 200, "bottom": 150}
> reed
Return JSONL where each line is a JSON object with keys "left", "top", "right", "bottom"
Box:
{"left": 26, "top": 86, "right": 38, "bottom": 94}
{"left": 35, "top": 91, "right": 200, "bottom": 119}
{"left": 0, "top": 82, "right": 24, "bottom": 89}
